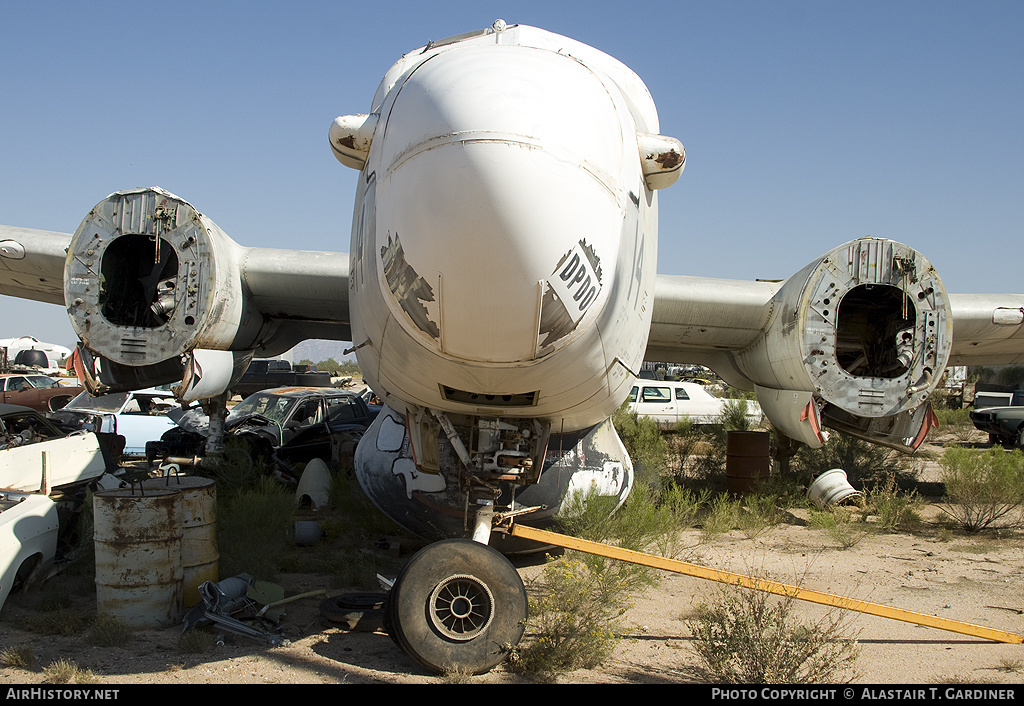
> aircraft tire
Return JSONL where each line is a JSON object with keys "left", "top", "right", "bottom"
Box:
{"left": 386, "top": 538, "right": 527, "bottom": 675}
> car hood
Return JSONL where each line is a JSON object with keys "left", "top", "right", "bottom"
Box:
{"left": 168, "top": 407, "right": 271, "bottom": 437}
{"left": 168, "top": 407, "right": 212, "bottom": 436}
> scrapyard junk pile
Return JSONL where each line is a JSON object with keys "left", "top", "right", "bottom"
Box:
{"left": 0, "top": 402, "right": 123, "bottom": 613}
{"left": 91, "top": 471, "right": 333, "bottom": 643}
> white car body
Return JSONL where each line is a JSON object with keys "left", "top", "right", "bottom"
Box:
{"left": 0, "top": 405, "right": 112, "bottom": 610}
{"left": 0, "top": 492, "right": 59, "bottom": 610}
{"left": 628, "top": 380, "right": 762, "bottom": 429}
{"left": 61, "top": 388, "right": 188, "bottom": 457}
{"left": 1, "top": 430, "right": 108, "bottom": 492}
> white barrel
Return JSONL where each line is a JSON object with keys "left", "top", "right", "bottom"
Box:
{"left": 93, "top": 487, "right": 183, "bottom": 628}
{"left": 142, "top": 476, "right": 219, "bottom": 607}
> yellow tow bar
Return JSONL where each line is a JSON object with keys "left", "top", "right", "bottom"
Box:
{"left": 506, "top": 523, "right": 1023, "bottom": 645}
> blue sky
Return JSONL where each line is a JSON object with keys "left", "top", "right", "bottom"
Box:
{"left": 2, "top": 1, "right": 1021, "bottom": 349}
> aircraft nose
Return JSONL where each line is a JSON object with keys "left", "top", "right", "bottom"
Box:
{"left": 373, "top": 44, "right": 631, "bottom": 363}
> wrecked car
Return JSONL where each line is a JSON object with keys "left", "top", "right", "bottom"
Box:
{"left": 0, "top": 403, "right": 121, "bottom": 611}
{"left": 51, "top": 387, "right": 193, "bottom": 458}
{"left": 0, "top": 373, "right": 84, "bottom": 412}
{"left": 148, "top": 387, "right": 379, "bottom": 474}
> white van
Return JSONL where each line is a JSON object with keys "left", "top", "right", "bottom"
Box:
{"left": 627, "top": 380, "right": 762, "bottom": 429}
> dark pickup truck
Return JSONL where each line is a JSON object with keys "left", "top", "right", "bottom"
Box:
{"left": 969, "top": 389, "right": 1024, "bottom": 447}
{"left": 232, "top": 359, "right": 332, "bottom": 399}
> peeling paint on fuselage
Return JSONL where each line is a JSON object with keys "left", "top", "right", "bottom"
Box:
{"left": 380, "top": 232, "right": 439, "bottom": 339}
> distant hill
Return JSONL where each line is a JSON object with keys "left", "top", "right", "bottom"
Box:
{"left": 286, "top": 339, "right": 357, "bottom": 366}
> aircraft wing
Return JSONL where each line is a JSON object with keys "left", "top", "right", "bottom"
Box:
{"left": 646, "top": 273, "right": 780, "bottom": 387}
{"left": 647, "top": 264, "right": 1024, "bottom": 389}
{"left": 945, "top": 293, "right": 1024, "bottom": 366}
{"left": 0, "top": 211, "right": 352, "bottom": 362}
{"left": 0, "top": 225, "right": 69, "bottom": 305}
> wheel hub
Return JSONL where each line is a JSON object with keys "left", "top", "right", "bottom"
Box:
{"left": 428, "top": 574, "right": 495, "bottom": 641}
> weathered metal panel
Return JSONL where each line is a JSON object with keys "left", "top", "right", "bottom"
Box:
{"left": 141, "top": 476, "right": 218, "bottom": 608}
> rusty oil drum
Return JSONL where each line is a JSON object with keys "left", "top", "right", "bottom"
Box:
{"left": 141, "top": 476, "right": 219, "bottom": 607}
{"left": 725, "top": 430, "right": 771, "bottom": 494}
{"left": 93, "top": 487, "right": 183, "bottom": 628}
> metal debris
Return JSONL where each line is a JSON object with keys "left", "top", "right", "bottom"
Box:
{"left": 182, "top": 574, "right": 290, "bottom": 646}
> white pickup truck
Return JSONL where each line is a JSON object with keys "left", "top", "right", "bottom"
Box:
{"left": 627, "top": 380, "right": 762, "bottom": 429}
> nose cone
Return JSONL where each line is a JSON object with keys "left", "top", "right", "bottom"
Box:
{"left": 374, "top": 44, "right": 633, "bottom": 363}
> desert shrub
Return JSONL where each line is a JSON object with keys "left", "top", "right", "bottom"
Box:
{"left": 807, "top": 507, "right": 868, "bottom": 548}
{"left": 701, "top": 493, "right": 740, "bottom": 540}
{"left": 514, "top": 485, "right": 686, "bottom": 677}
{"left": 511, "top": 552, "right": 642, "bottom": 678}
{"left": 939, "top": 446, "right": 1024, "bottom": 532}
{"left": 612, "top": 403, "right": 668, "bottom": 487}
{"left": 559, "top": 483, "right": 682, "bottom": 553}
{"left": 204, "top": 436, "right": 266, "bottom": 500}
{"left": 0, "top": 645, "right": 36, "bottom": 669}
{"left": 667, "top": 421, "right": 728, "bottom": 488}
{"left": 933, "top": 408, "right": 976, "bottom": 442}
{"left": 688, "top": 580, "right": 860, "bottom": 683}
{"left": 721, "top": 399, "right": 754, "bottom": 432}
{"left": 736, "top": 494, "right": 787, "bottom": 539}
{"left": 42, "top": 659, "right": 98, "bottom": 685}
{"left": 659, "top": 483, "right": 712, "bottom": 530}
{"left": 85, "top": 614, "right": 133, "bottom": 647}
{"left": 217, "top": 475, "right": 294, "bottom": 578}
{"left": 178, "top": 628, "right": 217, "bottom": 654}
{"left": 861, "top": 474, "right": 922, "bottom": 532}
{"left": 22, "top": 605, "right": 92, "bottom": 637}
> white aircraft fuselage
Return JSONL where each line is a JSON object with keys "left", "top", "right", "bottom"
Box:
{"left": 341, "top": 24, "right": 672, "bottom": 434}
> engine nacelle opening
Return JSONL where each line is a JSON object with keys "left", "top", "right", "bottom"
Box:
{"left": 836, "top": 284, "right": 916, "bottom": 379}
{"left": 99, "top": 234, "right": 180, "bottom": 328}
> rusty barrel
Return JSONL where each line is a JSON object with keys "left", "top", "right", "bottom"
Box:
{"left": 93, "top": 487, "right": 183, "bottom": 628}
{"left": 725, "top": 430, "right": 771, "bottom": 495}
{"left": 142, "top": 476, "right": 219, "bottom": 607}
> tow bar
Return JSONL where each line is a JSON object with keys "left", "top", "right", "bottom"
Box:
{"left": 505, "top": 523, "right": 1023, "bottom": 645}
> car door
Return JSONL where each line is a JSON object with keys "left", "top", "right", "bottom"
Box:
{"left": 3, "top": 376, "right": 45, "bottom": 410}
{"left": 277, "top": 397, "right": 331, "bottom": 464}
{"left": 635, "top": 385, "right": 675, "bottom": 426}
{"left": 674, "top": 384, "right": 720, "bottom": 423}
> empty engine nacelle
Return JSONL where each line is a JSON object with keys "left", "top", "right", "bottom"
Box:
{"left": 740, "top": 238, "right": 952, "bottom": 450}
{"left": 65, "top": 188, "right": 259, "bottom": 396}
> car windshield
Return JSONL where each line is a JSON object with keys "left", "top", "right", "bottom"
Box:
{"left": 0, "top": 411, "right": 63, "bottom": 441}
{"left": 66, "top": 391, "right": 129, "bottom": 413}
{"left": 228, "top": 393, "right": 297, "bottom": 425}
{"left": 26, "top": 375, "right": 60, "bottom": 389}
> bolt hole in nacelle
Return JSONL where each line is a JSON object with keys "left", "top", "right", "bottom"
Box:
{"left": 747, "top": 238, "right": 951, "bottom": 451}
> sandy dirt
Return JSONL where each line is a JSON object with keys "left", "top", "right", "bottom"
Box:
{"left": 1, "top": 431, "right": 1023, "bottom": 686}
